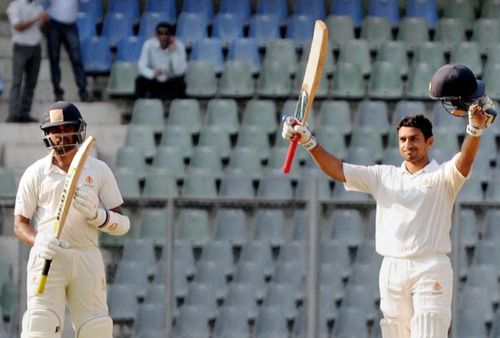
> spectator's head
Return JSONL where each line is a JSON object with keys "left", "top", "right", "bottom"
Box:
{"left": 156, "top": 22, "right": 174, "bottom": 48}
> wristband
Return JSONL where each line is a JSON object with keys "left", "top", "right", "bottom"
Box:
{"left": 303, "top": 135, "right": 317, "bottom": 151}
{"left": 466, "top": 124, "right": 482, "bottom": 137}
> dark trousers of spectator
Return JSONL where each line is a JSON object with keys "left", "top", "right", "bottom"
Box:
{"left": 8, "top": 44, "right": 41, "bottom": 120}
{"left": 46, "top": 18, "right": 88, "bottom": 100}
{"left": 135, "top": 75, "right": 186, "bottom": 100}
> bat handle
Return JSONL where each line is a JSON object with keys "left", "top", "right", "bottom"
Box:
{"left": 36, "top": 259, "right": 52, "bottom": 294}
{"left": 282, "top": 134, "right": 300, "bottom": 174}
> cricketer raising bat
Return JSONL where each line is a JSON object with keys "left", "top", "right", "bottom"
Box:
{"left": 37, "top": 136, "right": 96, "bottom": 294}
{"left": 282, "top": 20, "right": 328, "bottom": 174}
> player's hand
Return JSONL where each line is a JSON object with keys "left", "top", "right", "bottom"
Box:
{"left": 73, "top": 185, "right": 107, "bottom": 227}
{"left": 34, "top": 234, "right": 69, "bottom": 260}
{"left": 281, "top": 116, "right": 317, "bottom": 150}
{"left": 467, "top": 96, "right": 497, "bottom": 136}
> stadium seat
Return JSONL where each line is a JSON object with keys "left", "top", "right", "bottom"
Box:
{"left": 213, "top": 305, "right": 252, "bottom": 338}
{"left": 293, "top": 60, "right": 329, "bottom": 98}
{"left": 434, "top": 17, "right": 466, "bottom": 53}
{"left": 442, "top": 0, "right": 476, "bottom": 31}
{"left": 329, "top": 208, "right": 365, "bottom": 248}
{"left": 334, "top": 306, "right": 370, "bottom": 337}
{"left": 130, "top": 98, "right": 165, "bottom": 133}
{"left": 314, "top": 128, "right": 347, "bottom": 159}
{"left": 115, "top": 35, "right": 144, "bottom": 62}
{"left": 344, "top": 146, "right": 377, "bottom": 166}
{"left": 356, "top": 100, "right": 390, "bottom": 135}
{"left": 137, "top": 207, "right": 168, "bottom": 246}
{"left": 176, "top": 12, "right": 208, "bottom": 48}
{"left": 368, "top": 60, "right": 404, "bottom": 100}
{"left": 471, "top": 18, "right": 500, "bottom": 56}
{"left": 355, "top": 240, "right": 383, "bottom": 266}
{"left": 329, "top": 0, "right": 363, "bottom": 27}
{"left": 263, "top": 38, "right": 298, "bottom": 76}
{"left": 396, "top": 17, "right": 430, "bottom": 52}
{"left": 153, "top": 144, "right": 188, "bottom": 177}
{"left": 225, "top": 146, "right": 263, "bottom": 180}
{"left": 219, "top": 0, "right": 252, "bottom": 24}
{"left": 255, "top": 0, "right": 288, "bottom": 24}
{"left": 113, "top": 261, "right": 151, "bottom": 299}
{"left": 78, "top": 0, "right": 103, "bottom": 22}
{"left": 482, "top": 62, "right": 500, "bottom": 100}
{"left": 337, "top": 39, "right": 371, "bottom": 76}
{"left": 330, "top": 62, "right": 365, "bottom": 99}
{"left": 167, "top": 99, "right": 202, "bottom": 136}
{"left": 108, "top": 283, "right": 139, "bottom": 322}
{"left": 392, "top": 100, "right": 427, "bottom": 124}
{"left": 317, "top": 100, "right": 352, "bottom": 136}
{"left": 368, "top": 0, "right": 400, "bottom": 28}
{"left": 143, "top": 171, "right": 179, "bottom": 199}
{"left": 123, "top": 124, "right": 156, "bottom": 160}
{"left": 248, "top": 14, "right": 281, "bottom": 48}
{"left": 232, "top": 260, "right": 268, "bottom": 301}
{"left": 0, "top": 167, "right": 17, "bottom": 198}
{"left": 199, "top": 240, "right": 235, "bottom": 277}
{"left": 253, "top": 210, "right": 286, "bottom": 248}
{"left": 295, "top": 171, "right": 334, "bottom": 200}
{"left": 256, "top": 174, "right": 293, "bottom": 200}
{"left": 108, "top": 0, "right": 140, "bottom": 20}
{"left": 325, "top": 15, "right": 355, "bottom": 51}
{"left": 114, "top": 169, "right": 142, "bottom": 199}
{"left": 80, "top": 36, "right": 112, "bottom": 74}
{"left": 174, "top": 303, "right": 210, "bottom": 337}
{"left": 376, "top": 40, "right": 409, "bottom": 77}
{"left": 198, "top": 126, "right": 232, "bottom": 161}
{"left": 185, "top": 60, "right": 218, "bottom": 98}
{"left": 256, "top": 60, "right": 292, "bottom": 98}
{"left": 285, "top": 14, "right": 315, "bottom": 50}
{"left": 405, "top": 0, "right": 438, "bottom": 29}
{"left": 262, "top": 282, "right": 298, "bottom": 320}
{"left": 192, "top": 260, "right": 229, "bottom": 301}
{"left": 107, "top": 62, "right": 138, "bottom": 97}
{"left": 292, "top": 306, "right": 330, "bottom": 338}
{"left": 449, "top": 41, "right": 482, "bottom": 77}
{"left": 188, "top": 145, "right": 223, "bottom": 177}
{"left": 181, "top": 173, "right": 218, "bottom": 198}
{"left": 144, "top": 0, "right": 176, "bottom": 21}
{"left": 360, "top": 16, "right": 392, "bottom": 51}
{"left": 101, "top": 12, "right": 134, "bottom": 47}
{"left": 76, "top": 12, "right": 96, "bottom": 42}
{"left": 254, "top": 305, "right": 289, "bottom": 338}
{"left": 219, "top": 61, "right": 255, "bottom": 98}
{"left": 213, "top": 208, "right": 248, "bottom": 246}
{"left": 176, "top": 208, "right": 211, "bottom": 247}
{"left": 115, "top": 146, "right": 147, "bottom": 180}
{"left": 138, "top": 11, "right": 175, "bottom": 39}
{"left": 181, "top": 0, "right": 214, "bottom": 23}
{"left": 190, "top": 38, "right": 225, "bottom": 74}
{"left": 406, "top": 62, "right": 435, "bottom": 99}
{"left": 227, "top": 38, "right": 261, "bottom": 75}
{"left": 205, "top": 98, "right": 240, "bottom": 135}
{"left": 242, "top": 99, "right": 278, "bottom": 135}
{"left": 235, "top": 126, "right": 271, "bottom": 162}
{"left": 212, "top": 13, "right": 244, "bottom": 47}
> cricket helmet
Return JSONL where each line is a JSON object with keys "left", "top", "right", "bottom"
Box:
{"left": 428, "top": 63, "right": 485, "bottom": 113}
{"left": 40, "top": 101, "right": 87, "bottom": 148}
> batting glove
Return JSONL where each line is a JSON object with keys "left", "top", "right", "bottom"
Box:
{"left": 467, "top": 96, "right": 497, "bottom": 136}
{"left": 34, "top": 234, "right": 69, "bottom": 260}
{"left": 73, "top": 185, "right": 108, "bottom": 228}
{"left": 281, "top": 116, "right": 317, "bottom": 151}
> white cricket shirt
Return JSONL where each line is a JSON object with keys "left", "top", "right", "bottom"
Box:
{"left": 46, "top": 0, "right": 78, "bottom": 23}
{"left": 15, "top": 152, "right": 123, "bottom": 248}
{"left": 343, "top": 154, "right": 468, "bottom": 258}
{"left": 7, "top": 0, "right": 45, "bottom": 46}
{"left": 138, "top": 37, "right": 187, "bottom": 82}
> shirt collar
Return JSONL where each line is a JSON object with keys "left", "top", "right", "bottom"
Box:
{"left": 42, "top": 150, "right": 89, "bottom": 175}
{"left": 400, "top": 159, "right": 438, "bottom": 176}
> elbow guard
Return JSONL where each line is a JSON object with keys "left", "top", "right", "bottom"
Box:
{"left": 97, "top": 210, "right": 130, "bottom": 236}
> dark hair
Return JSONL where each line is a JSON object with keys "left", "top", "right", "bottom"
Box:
{"left": 396, "top": 114, "right": 433, "bottom": 140}
{"left": 156, "top": 22, "right": 174, "bottom": 35}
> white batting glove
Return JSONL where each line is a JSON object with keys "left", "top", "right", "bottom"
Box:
{"left": 34, "top": 234, "right": 69, "bottom": 260}
{"left": 73, "top": 185, "right": 108, "bottom": 228}
{"left": 466, "top": 96, "right": 497, "bottom": 136}
{"left": 281, "top": 116, "right": 317, "bottom": 151}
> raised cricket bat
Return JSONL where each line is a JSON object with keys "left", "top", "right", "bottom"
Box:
{"left": 282, "top": 20, "right": 328, "bottom": 173}
{"left": 37, "top": 136, "right": 96, "bottom": 294}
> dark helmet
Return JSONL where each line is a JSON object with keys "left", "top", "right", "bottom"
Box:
{"left": 40, "top": 101, "right": 87, "bottom": 148}
{"left": 429, "top": 64, "right": 485, "bottom": 112}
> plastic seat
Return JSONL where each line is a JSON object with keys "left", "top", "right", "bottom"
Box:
{"left": 130, "top": 98, "right": 165, "bottom": 133}
{"left": 0, "top": 167, "right": 17, "bottom": 198}
{"left": 225, "top": 146, "right": 263, "bottom": 180}
{"left": 254, "top": 305, "right": 289, "bottom": 338}
{"left": 396, "top": 17, "right": 430, "bottom": 52}
{"left": 285, "top": 14, "right": 315, "bottom": 50}
{"left": 313, "top": 128, "right": 347, "bottom": 160}
{"left": 124, "top": 125, "right": 156, "bottom": 160}
{"left": 262, "top": 283, "right": 298, "bottom": 320}
{"left": 329, "top": 208, "right": 365, "bottom": 248}
{"left": 181, "top": 0, "right": 214, "bottom": 23}
{"left": 190, "top": 38, "right": 224, "bottom": 74}
{"left": 176, "top": 208, "right": 211, "bottom": 247}
{"left": 143, "top": 171, "right": 179, "bottom": 199}
{"left": 464, "top": 264, "right": 499, "bottom": 297}
{"left": 457, "top": 177, "right": 484, "bottom": 202}
{"left": 101, "top": 12, "right": 134, "bottom": 47}
{"left": 212, "top": 13, "right": 243, "bottom": 47}
{"left": 227, "top": 38, "right": 261, "bottom": 75}
{"left": 325, "top": 15, "right": 355, "bottom": 51}
{"left": 174, "top": 304, "right": 210, "bottom": 338}
{"left": 295, "top": 173, "right": 333, "bottom": 201}
{"left": 181, "top": 173, "right": 218, "bottom": 198}
{"left": 368, "top": 60, "right": 404, "bottom": 100}
{"left": 348, "top": 262, "right": 381, "bottom": 295}
{"left": 330, "top": 62, "right": 365, "bottom": 99}
{"left": 360, "top": 16, "right": 392, "bottom": 51}
{"left": 236, "top": 126, "right": 271, "bottom": 161}
{"left": 106, "top": 62, "right": 138, "bottom": 97}
{"left": 443, "top": 0, "right": 475, "bottom": 31}
{"left": 133, "top": 303, "right": 167, "bottom": 336}
{"left": 329, "top": 0, "right": 363, "bottom": 28}
{"left": 482, "top": 62, "right": 500, "bottom": 100}
{"left": 432, "top": 129, "right": 460, "bottom": 157}
{"left": 412, "top": 41, "right": 446, "bottom": 72}
{"left": 213, "top": 208, "right": 247, "bottom": 247}
{"left": 459, "top": 209, "right": 479, "bottom": 249}
{"left": 159, "top": 239, "right": 196, "bottom": 279}
{"left": 317, "top": 100, "right": 352, "bottom": 136}
{"left": 218, "top": 175, "right": 255, "bottom": 199}
{"left": 78, "top": 0, "right": 103, "bottom": 22}
{"left": 115, "top": 35, "right": 144, "bottom": 62}
{"left": 197, "top": 126, "right": 231, "bottom": 161}
{"left": 113, "top": 261, "right": 151, "bottom": 299}
{"left": 368, "top": 0, "right": 399, "bottom": 28}
{"left": 176, "top": 12, "right": 208, "bottom": 48}
{"left": 406, "top": 62, "right": 435, "bottom": 99}
{"left": 293, "top": 0, "right": 325, "bottom": 18}
{"left": 232, "top": 261, "right": 268, "bottom": 302}
{"left": 200, "top": 240, "right": 235, "bottom": 275}
{"left": 405, "top": 0, "right": 438, "bottom": 29}
{"left": 121, "top": 237, "right": 156, "bottom": 266}
{"left": 253, "top": 210, "right": 286, "bottom": 248}
{"left": 114, "top": 169, "right": 142, "bottom": 199}
{"left": 213, "top": 305, "right": 252, "bottom": 338}
{"left": 458, "top": 286, "right": 495, "bottom": 324}
{"left": 356, "top": 100, "right": 390, "bottom": 135}
{"left": 239, "top": 241, "right": 274, "bottom": 279}
{"left": 392, "top": 100, "right": 426, "bottom": 124}
{"left": 193, "top": 260, "right": 229, "bottom": 300}
{"left": 219, "top": 0, "right": 251, "bottom": 24}
{"left": 337, "top": 39, "right": 371, "bottom": 76}
{"left": 242, "top": 99, "right": 278, "bottom": 136}
{"left": 355, "top": 239, "right": 383, "bottom": 267}
{"left": 81, "top": 36, "right": 112, "bottom": 74}
{"left": 256, "top": 59, "right": 292, "bottom": 98}
{"left": 264, "top": 38, "right": 298, "bottom": 76}
{"left": 152, "top": 144, "right": 186, "bottom": 178}
{"left": 76, "top": 12, "right": 96, "bottom": 42}
{"left": 480, "top": 0, "right": 500, "bottom": 19}
{"left": 344, "top": 146, "right": 377, "bottom": 165}
{"left": 185, "top": 60, "right": 217, "bottom": 97}
{"left": 292, "top": 306, "right": 330, "bottom": 338}
{"left": 219, "top": 61, "right": 255, "bottom": 98}
{"left": 473, "top": 239, "right": 500, "bottom": 271}
{"left": 434, "top": 17, "right": 466, "bottom": 53}
{"left": 144, "top": 0, "right": 177, "bottom": 21}
{"left": 256, "top": 174, "right": 293, "bottom": 200}
{"left": 342, "top": 284, "right": 378, "bottom": 321}
{"left": 205, "top": 98, "right": 239, "bottom": 136}
{"left": 137, "top": 207, "right": 168, "bottom": 246}
{"left": 248, "top": 14, "right": 281, "bottom": 48}
{"left": 471, "top": 18, "right": 500, "bottom": 56}
{"left": 334, "top": 306, "right": 370, "bottom": 337}
{"left": 276, "top": 241, "right": 306, "bottom": 272}
{"left": 376, "top": 40, "right": 409, "bottom": 77}
{"left": 138, "top": 11, "right": 175, "bottom": 39}
{"left": 167, "top": 99, "right": 202, "bottom": 136}
{"left": 255, "top": 0, "right": 288, "bottom": 24}
{"left": 108, "top": 0, "right": 140, "bottom": 19}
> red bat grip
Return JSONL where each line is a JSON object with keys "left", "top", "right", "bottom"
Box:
{"left": 282, "top": 134, "right": 300, "bottom": 173}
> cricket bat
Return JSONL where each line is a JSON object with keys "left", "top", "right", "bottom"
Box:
{"left": 37, "top": 136, "right": 96, "bottom": 294}
{"left": 282, "top": 20, "right": 329, "bottom": 174}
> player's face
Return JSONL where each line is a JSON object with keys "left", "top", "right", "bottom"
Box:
{"left": 398, "top": 126, "right": 433, "bottom": 164}
{"left": 47, "top": 125, "right": 78, "bottom": 155}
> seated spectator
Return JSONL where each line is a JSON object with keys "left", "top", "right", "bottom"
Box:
{"left": 135, "top": 22, "right": 187, "bottom": 99}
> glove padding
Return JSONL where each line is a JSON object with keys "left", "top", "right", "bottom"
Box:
{"left": 73, "top": 185, "right": 107, "bottom": 227}
{"left": 34, "top": 234, "right": 69, "bottom": 260}
{"left": 281, "top": 116, "right": 317, "bottom": 150}
{"left": 467, "top": 96, "right": 497, "bottom": 136}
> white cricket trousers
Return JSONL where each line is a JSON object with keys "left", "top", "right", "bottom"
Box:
{"left": 25, "top": 246, "right": 109, "bottom": 332}
{"left": 379, "top": 254, "right": 453, "bottom": 329}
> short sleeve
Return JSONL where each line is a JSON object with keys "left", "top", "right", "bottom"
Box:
{"left": 97, "top": 161, "right": 124, "bottom": 209}
{"left": 343, "top": 163, "right": 381, "bottom": 195}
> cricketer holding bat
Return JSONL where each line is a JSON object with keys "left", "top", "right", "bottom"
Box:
{"left": 13, "top": 101, "right": 130, "bottom": 337}
{"left": 282, "top": 63, "right": 496, "bottom": 337}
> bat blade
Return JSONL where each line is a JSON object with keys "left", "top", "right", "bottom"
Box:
{"left": 282, "top": 20, "right": 329, "bottom": 174}
{"left": 37, "top": 136, "right": 96, "bottom": 294}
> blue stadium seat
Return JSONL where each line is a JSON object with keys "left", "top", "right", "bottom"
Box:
{"left": 285, "top": 14, "right": 315, "bottom": 50}
{"left": 368, "top": 0, "right": 400, "bottom": 28}
{"left": 182, "top": 0, "right": 214, "bottom": 24}
{"left": 211, "top": 13, "right": 244, "bottom": 47}
{"left": 190, "top": 38, "right": 225, "bottom": 74}
{"left": 76, "top": 12, "right": 96, "bottom": 42}
{"left": 138, "top": 11, "right": 176, "bottom": 39}
{"left": 144, "top": 0, "right": 176, "bottom": 20}
{"left": 256, "top": 0, "right": 288, "bottom": 24}
{"left": 115, "top": 35, "right": 144, "bottom": 62}
{"left": 80, "top": 36, "right": 112, "bottom": 74}
{"left": 78, "top": 0, "right": 103, "bottom": 22}
{"left": 227, "top": 38, "right": 261, "bottom": 75}
{"left": 176, "top": 12, "right": 208, "bottom": 48}
{"left": 405, "top": 0, "right": 438, "bottom": 29}
{"left": 219, "top": 0, "right": 252, "bottom": 24}
{"left": 330, "top": 0, "right": 363, "bottom": 28}
{"left": 293, "top": 0, "right": 326, "bottom": 19}
{"left": 101, "top": 12, "right": 134, "bottom": 47}
{"left": 248, "top": 14, "right": 281, "bottom": 48}
{"left": 108, "top": 0, "right": 140, "bottom": 20}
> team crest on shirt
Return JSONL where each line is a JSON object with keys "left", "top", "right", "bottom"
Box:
{"left": 432, "top": 281, "right": 443, "bottom": 294}
{"left": 85, "top": 175, "right": 93, "bottom": 185}
{"left": 422, "top": 178, "right": 433, "bottom": 189}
